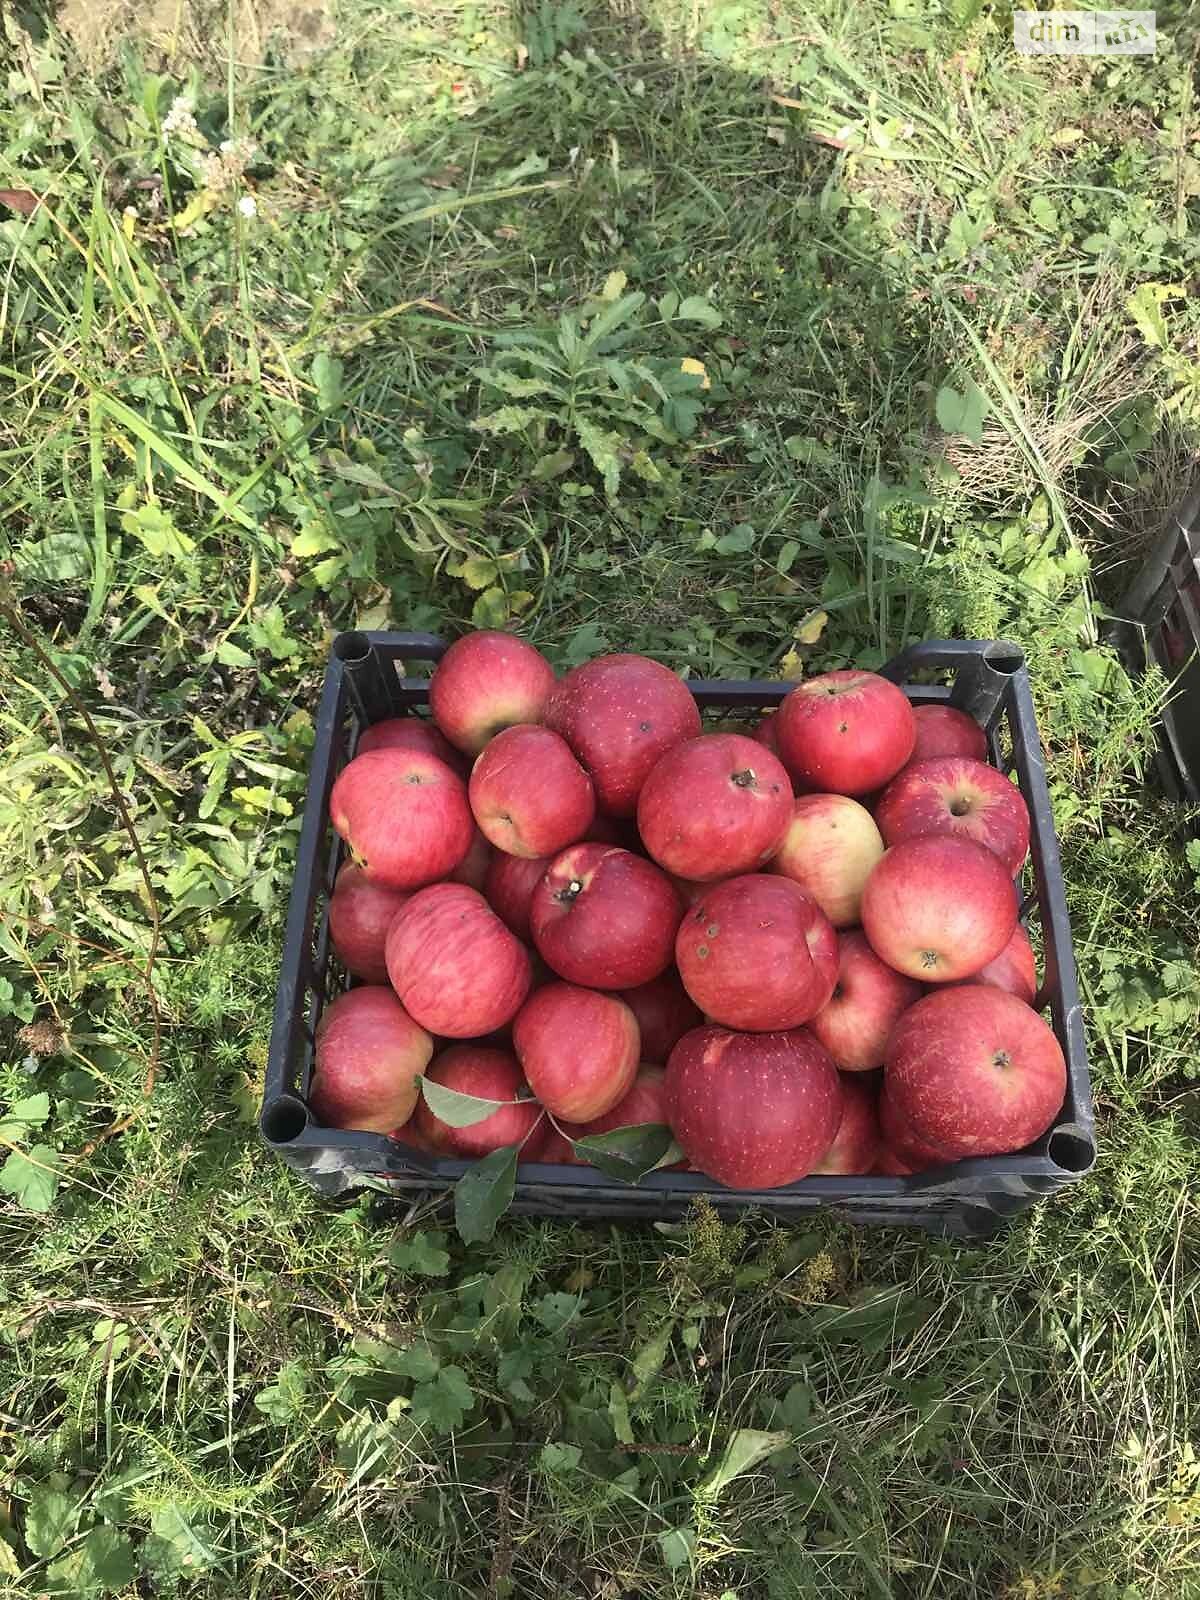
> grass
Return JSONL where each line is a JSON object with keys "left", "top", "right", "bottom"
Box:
{"left": 1, "top": 0, "right": 1200, "bottom": 1595}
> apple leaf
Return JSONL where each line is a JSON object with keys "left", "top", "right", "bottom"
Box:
{"left": 454, "top": 1144, "right": 518, "bottom": 1243}
{"left": 571, "top": 1122, "right": 682, "bottom": 1183}
{"left": 419, "top": 1077, "right": 514, "bottom": 1129}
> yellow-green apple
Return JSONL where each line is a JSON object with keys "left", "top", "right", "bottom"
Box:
{"left": 808, "top": 929, "right": 923, "bottom": 1070}
{"left": 884, "top": 985, "right": 1067, "bottom": 1158}
{"left": 330, "top": 748, "right": 473, "bottom": 890}
{"left": 530, "top": 843, "right": 682, "bottom": 988}
{"left": 429, "top": 630, "right": 555, "bottom": 756}
{"left": 875, "top": 755, "right": 1030, "bottom": 873}
{"left": 860, "top": 836, "right": 1016, "bottom": 981}
{"left": 675, "top": 874, "right": 838, "bottom": 1031}
{"left": 484, "top": 851, "right": 552, "bottom": 941}
{"left": 811, "top": 1074, "right": 883, "bottom": 1174}
{"left": 637, "top": 732, "right": 793, "bottom": 880}
{"left": 469, "top": 724, "right": 595, "bottom": 857}
{"left": 768, "top": 793, "right": 884, "bottom": 927}
{"left": 618, "top": 970, "right": 702, "bottom": 1064}
{"left": 663, "top": 1025, "right": 842, "bottom": 1187}
{"left": 907, "top": 703, "right": 987, "bottom": 765}
{"left": 357, "top": 716, "right": 469, "bottom": 774}
{"left": 413, "top": 1045, "right": 547, "bottom": 1158}
{"left": 328, "top": 862, "right": 409, "bottom": 983}
{"left": 776, "top": 669, "right": 915, "bottom": 796}
{"left": 309, "top": 986, "right": 432, "bottom": 1132}
{"left": 544, "top": 653, "right": 701, "bottom": 816}
{"left": 385, "top": 883, "right": 531, "bottom": 1037}
{"left": 512, "top": 982, "right": 639, "bottom": 1119}
{"left": 949, "top": 923, "right": 1037, "bottom": 1004}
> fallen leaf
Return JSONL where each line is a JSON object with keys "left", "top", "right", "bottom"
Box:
{"left": 794, "top": 609, "right": 828, "bottom": 645}
{"left": 0, "top": 189, "right": 40, "bottom": 215}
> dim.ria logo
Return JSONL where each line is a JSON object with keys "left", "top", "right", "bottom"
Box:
{"left": 1013, "top": 9, "right": 1156, "bottom": 54}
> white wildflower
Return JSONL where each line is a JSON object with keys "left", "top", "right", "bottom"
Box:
{"left": 162, "top": 95, "right": 198, "bottom": 142}
{"left": 237, "top": 194, "right": 258, "bottom": 218}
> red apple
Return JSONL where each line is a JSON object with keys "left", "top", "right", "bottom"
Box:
{"left": 808, "top": 929, "right": 923, "bottom": 1071}
{"left": 328, "top": 862, "right": 410, "bottom": 983}
{"left": 874, "top": 1145, "right": 920, "bottom": 1176}
{"left": 413, "top": 1045, "right": 547, "bottom": 1158}
{"left": 385, "top": 883, "right": 531, "bottom": 1037}
{"left": 512, "top": 982, "right": 639, "bottom": 1119}
{"left": 860, "top": 836, "right": 1017, "bottom": 982}
{"left": 469, "top": 724, "right": 595, "bottom": 858}
{"left": 908, "top": 704, "right": 987, "bottom": 765}
{"left": 885, "top": 985, "right": 1067, "bottom": 1159}
{"left": 484, "top": 851, "right": 551, "bottom": 941}
{"left": 448, "top": 824, "right": 493, "bottom": 891}
{"left": 577, "top": 1065, "right": 669, "bottom": 1137}
{"left": 532, "top": 1122, "right": 584, "bottom": 1164}
{"left": 768, "top": 794, "right": 884, "bottom": 927}
{"left": 636, "top": 733, "right": 793, "bottom": 881}
{"left": 663, "top": 1025, "right": 842, "bottom": 1187}
{"left": 429, "top": 630, "right": 555, "bottom": 755}
{"left": 389, "top": 1113, "right": 435, "bottom": 1154}
{"left": 878, "top": 1084, "right": 945, "bottom": 1170}
{"left": 674, "top": 875, "right": 838, "bottom": 1031}
{"left": 949, "top": 923, "right": 1037, "bottom": 1005}
{"left": 544, "top": 653, "right": 702, "bottom": 816}
{"left": 530, "top": 843, "right": 682, "bottom": 989}
{"left": 357, "top": 716, "right": 469, "bottom": 774}
{"left": 330, "top": 748, "right": 474, "bottom": 890}
{"left": 618, "top": 971, "right": 702, "bottom": 1064}
{"left": 751, "top": 710, "right": 782, "bottom": 756}
{"left": 667, "top": 872, "right": 713, "bottom": 907}
{"left": 775, "top": 670, "right": 915, "bottom": 795}
{"left": 572, "top": 1066, "right": 686, "bottom": 1169}
{"left": 875, "top": 756, "right": 1030, "bottom": 874}
{"left": 309, "top": 986, "right": 432, "bottom": 1133}
{"left": 585, "top": 813, "right": 639, "bottom": 848}
{"left": 811, "top": 1075, "right": 882, "bottom": 1175}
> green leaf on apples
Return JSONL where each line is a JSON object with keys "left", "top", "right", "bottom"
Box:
{"left": 454, "top": 1143, "right": 519, "bottom": 1243}
{"left": 571, "top": 1122, "right": 682, "bottom": 1183}
{"left": 420, "top": 1077, "right": 519, "bottom": 1129}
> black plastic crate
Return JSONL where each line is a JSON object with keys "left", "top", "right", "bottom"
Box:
{"left": 262, "top": 634, "right": 1095, "bottom": 1238}
{"left": 1114, "top": 471, "right": 1200, "bottom": 801}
